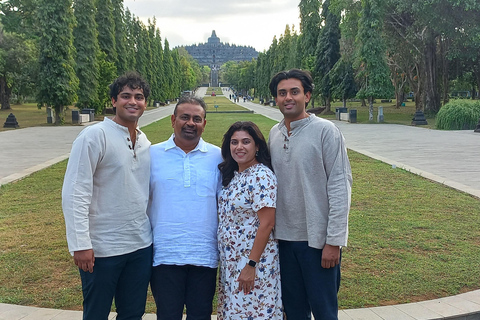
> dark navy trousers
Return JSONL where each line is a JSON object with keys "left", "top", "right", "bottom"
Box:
{"left": 150, "top": 264, "right": 217, "bottom": 320}
{"left": 279, "top": 240, "right": 341, "bottom": 320}
{"left": 79, "top": 245, "right": 153, "bottom": 320}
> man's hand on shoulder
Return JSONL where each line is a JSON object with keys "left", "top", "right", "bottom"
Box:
{"left": 321, "top": 244, "right": 340, "bottom": 269}
{"left": 74, "top": 249, "right": 95, "bottom": 273}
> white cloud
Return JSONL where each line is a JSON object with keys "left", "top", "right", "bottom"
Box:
{"left": 123, "top": 0, "right": 301, "bottom": 52}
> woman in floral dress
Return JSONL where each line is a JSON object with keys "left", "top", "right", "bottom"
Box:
{"left": 217, "top": 121, "right": 283, "bottom": 319}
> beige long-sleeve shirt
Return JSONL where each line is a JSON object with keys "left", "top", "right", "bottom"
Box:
{"left": 269, "top": 114, "right": 352, "bottom": 249}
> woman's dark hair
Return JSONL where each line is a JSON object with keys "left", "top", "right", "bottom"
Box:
{"left": 218, "top": 121, "right": 272, "bottom": 187}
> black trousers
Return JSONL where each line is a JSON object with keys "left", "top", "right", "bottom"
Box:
{"left": 279, "top": 240, "right": 341, "bottom": 320}
{"left": 150, "top": 264, "right": 217, "bottom": 320}
{"left": 79, "top": 245, "right": 153, "bottom": 320}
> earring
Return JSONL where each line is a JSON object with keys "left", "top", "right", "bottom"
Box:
{"left": 255, "top": 150, "right": 259, "bottom": 156}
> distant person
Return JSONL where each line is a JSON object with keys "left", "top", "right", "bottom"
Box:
{"left": 62, "top": 72, "right": 152, "bottom": 320}
{"left": 148, "top": 95, "right": 222, "bottom": 320}
{"left": 268, "top": 69, "right": 352, "bottom": 320}
{"left": 217, "top": 121, "right": 283, "bottom": 319}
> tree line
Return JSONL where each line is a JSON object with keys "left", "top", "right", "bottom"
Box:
{"left": 222, "top": 0, "right": 480, "bottom": 119}
{"left": 2, "top": 0, "right": 479, "bottom": 123}
{"left": 0, "top": 0, "right": 208, "bottom": 123}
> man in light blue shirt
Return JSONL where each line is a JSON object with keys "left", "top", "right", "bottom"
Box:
{"left": 148, "top": 95, "right": 222, "bottom": 320}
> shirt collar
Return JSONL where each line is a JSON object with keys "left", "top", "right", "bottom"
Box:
{"left": 164, "top": 133, "right": 208, "bottom": 153}
{"left": 104, "top": 117, "right": 142, "bottom": 136}
{"left": 278, "top": 114, "right": 314, "bottom": 135}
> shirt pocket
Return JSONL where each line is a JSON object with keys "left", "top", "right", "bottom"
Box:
{"left": 196, "top": 169, "right": 217, "bottom": 197}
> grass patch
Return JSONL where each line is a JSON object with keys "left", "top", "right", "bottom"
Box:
{"left": 315, "top": 100, "right": 438, "bottom": 128}
{"left": 0, "top": 104, "right": 84, "bottom": 132}
{"left": 340, "top": 152, "right": 480, "bottom": 307}
{"left": 206, "top": 87, "right": 223, "bottom": 96}
{"left": 1, "top": 108, "right": 480, "bottom": 312}
{"left": 1, "top": 98, "right": 439, "bottom": 131}
{"left": 0, "top": 103, "right": 159, "bottom": 131}
{"left": 202, "top": 96, "right": 249, "bottom": 113}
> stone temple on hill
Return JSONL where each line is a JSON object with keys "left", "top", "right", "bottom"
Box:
{"left": 182, "top": 30, "right": 259, "bottom": 86}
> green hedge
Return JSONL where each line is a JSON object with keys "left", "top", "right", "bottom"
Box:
{"left": 436, "top": 100, "right": 480, "bottom": 130}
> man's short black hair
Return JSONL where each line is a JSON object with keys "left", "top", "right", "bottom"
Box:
{"left": 109, "top": 71, "right": 151, "bottom": 101}
{"left": 174, "top": 94, "right": 208, "bottom": 118}
{"left": 269, "top": 69, "right": 314, "bottom": 97}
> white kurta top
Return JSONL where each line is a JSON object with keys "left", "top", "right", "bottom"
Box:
{"left": 62, "top": 117, "right": 152, "bottom": 257}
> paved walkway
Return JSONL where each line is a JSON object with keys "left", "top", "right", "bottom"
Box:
{"left": 1, "top": 88, "right": 480, "bottom": 319}
{"left": 0, "top": 105, "right": 175, "bottom": 187}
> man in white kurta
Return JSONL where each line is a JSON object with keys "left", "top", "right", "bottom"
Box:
{"left": 62, "top": 72, "right": 152, "bottom": 320}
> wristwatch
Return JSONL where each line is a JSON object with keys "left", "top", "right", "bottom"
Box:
{"left": 247, "top": 259, "right": 257, "bottom": 268}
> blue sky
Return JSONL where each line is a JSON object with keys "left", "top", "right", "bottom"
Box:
{"left": 123, "top": 0, "right": 301, "bottom": 52}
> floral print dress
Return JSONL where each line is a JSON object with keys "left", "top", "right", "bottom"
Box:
{"left": 217, "top": 163, "right": 283, "bottom": 319}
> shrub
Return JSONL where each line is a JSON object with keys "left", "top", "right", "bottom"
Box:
{"left": 436, "top": 100, "right": 480, "bottom": 130}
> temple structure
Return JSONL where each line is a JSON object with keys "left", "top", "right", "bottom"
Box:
{"left": 182, "top": 30, "right": 258, "bottom": 86}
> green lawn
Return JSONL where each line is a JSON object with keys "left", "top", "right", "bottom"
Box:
{"left": 324, "top": 99, "right": 437, "bottom": 128}
{"left": 0, "top": 104, "right": 84, "bottom": 132}
{"left": 1, "top": 97, "right": 440, "bottom": 131}
{"left": 206, "top": 87, "right": 223, "bottom": 96}
{"left": 1, "top": 112, "right": 479, "bottom": 313}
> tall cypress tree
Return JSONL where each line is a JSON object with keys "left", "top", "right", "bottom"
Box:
{"left": 330, "top": 57, "right": 358, "bottom": 107}
{"left": 96, "top": 0, "right": 118, "bottom": 69}
{"left": 111, "top": 0, "right": 128, "bottom": 74}
{"left": 355, "top": 0, "right": 393, "bottom": 120}
{"left": 73, "top": 0, "right": 100, "bottom": 110}
{"left": 268, "top": 36, "right": 278, "bottom": 75}
{"left": 315, "top": 0, "right": 341, "bottom": 111}
{"left": 162, "top": 39, "right": 174, "bottom": 100}
{"left": 171, "top": 49, "right": 181, "bottom": 96}
{"left": 124, "top": 8, "right": 136, "bottom": 70}
{"left": 255, "top": 52, "right": 270, "bottom": 100}
{"left": 37, "top": 0, "right": 78, "bottom": 124}
{"left": 144, "top": 18, "right": 157, "bottom": 104}
{"left": 276, "top": 25, "right": 294, "bottom": 71}
{"left": 96, "top": 50, "right": 116, "bottom": 112}
{"left": 134, "top": 18, "right": 149, "bottom": 84}
{"left": 151, "top": 26, "right": 165, "bottom": 102}
{"left": 298, "top": 0, "right": 321, "bottom": 70}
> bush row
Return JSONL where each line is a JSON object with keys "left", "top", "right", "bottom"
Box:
{"left": 436, "top": 100, "right": 480, "bottom": 130}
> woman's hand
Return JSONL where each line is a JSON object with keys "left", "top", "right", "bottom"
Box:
{"left": 237, "top": 265, "right": 256, "bottom": 294}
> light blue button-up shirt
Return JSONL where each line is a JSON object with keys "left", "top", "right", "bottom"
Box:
{"left": 148, "top": 134, "right": 223, "bottom": 268}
